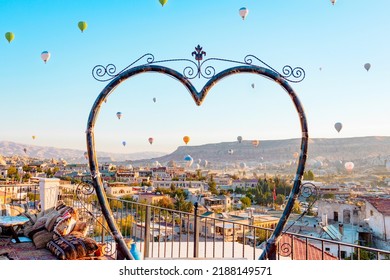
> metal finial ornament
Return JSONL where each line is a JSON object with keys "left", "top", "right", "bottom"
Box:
{"left": 88, "top": 45, "right": 308, "bottom": 260}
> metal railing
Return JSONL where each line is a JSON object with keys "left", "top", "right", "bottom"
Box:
{"left": 3, "top": 183, "right": 389, "bottom": 260}
{"left": 0, "top": 183, "right": 40, "bottom": 215}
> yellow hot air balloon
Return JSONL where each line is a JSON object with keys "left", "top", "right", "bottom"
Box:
{"left": 5, "top": 32, "right": 14, "bottom": 43}
{"left": 32, "top": 135, "right": 36, "bottom": 140}
{"left": 78, "top": 21, "right": 88, "bottom": 33}
{"left": 159, "top": 0, "right": 168, "bottom": 7}
{"left": 183, "top": 136, "right": 190, "bottom": 145}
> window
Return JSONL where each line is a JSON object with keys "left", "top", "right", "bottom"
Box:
{"left": 325, "top": 248, "right": 330, "bottom": 252}
{"left": 341, "top": 251, "right": 346, "bottom": 259}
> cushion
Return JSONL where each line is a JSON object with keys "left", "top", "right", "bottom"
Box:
{"left": 72, "top": 221, "right": 88, "bottom": 236}
{"left": 44, "top": 210, "right": 61, "bottom": 232}
{"left": 30, "top": 227, "right": 54, "bottom": 249}
{"left": 46, "top": 233, "right": 99, "bottom": 260}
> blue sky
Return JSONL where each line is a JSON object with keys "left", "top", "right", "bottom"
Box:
{"left": 1, "top": 0, "right": 390, "bottom": 154}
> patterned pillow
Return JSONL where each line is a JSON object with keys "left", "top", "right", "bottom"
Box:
{"left": 46, "top": 233, "right": 99, "bottom": 260}
{"left": 30, "top": 226, "right": 54, "bottom": 249}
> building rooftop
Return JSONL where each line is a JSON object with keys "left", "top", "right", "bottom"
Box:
{"left": 364, "top": 197, "right": 390, "bottom": 216}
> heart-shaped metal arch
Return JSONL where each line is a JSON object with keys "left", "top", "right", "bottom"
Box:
{"left": 86, "top": 63, "right": 309, "bottom": 260}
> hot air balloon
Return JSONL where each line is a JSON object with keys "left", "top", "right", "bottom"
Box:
{"left": 5, "top": 32, "right": 14, "bottom": 43}
{"left": 251, "top": 83, "right": 255, "bottom": 89}
{"left": 252, "top": 140, "right": 260, "bottom": 147}
{"left": 334, "top": 122, "right": 342, "bottom": 133}
{"left": 32, "top": 136, "right": 36, "bottom": 140}
{"left": 84, "top": 152, "right": 88, "bottom": 159}
{"left": 237, "top": 136, "right": 243, "bottom": 143}
{"left": 330, "top": 0, "right": 336, "bottom": 5}
{"left": 159, "top": 0, "right": 168, "bottom": 6}
{"left": 293, "top": 152, "right": 299, "bottom": 159}
{"left": 41, "top": 51, "right": 51, "bottom": 63}
{"left": 344, "top": 161, "right": 354, "bottom": 172}
{"left": 198, "top": 158, "right": 201, "bottom": 164}
{"left": 122, "top": 141, "right": 126, "bottom": 147}
{"left": 153, "top": 97, "right": 156, "bottom": 103}
{"left": 23, "top": 148, "right": 27, "bottom": 154}
{"left": 148, "top": 137, "right": 154, "bottom": 145}
{"left": 183, "top": 136, "right": 190, "bottom": 145}
{"left": 116, "top": 112, "right": 122, "bottom": 119}
{"left": 204, "top": 160, "right": 208, "bottom": 168}
{"left": 239, "top": 7, "right": 249, "bottom": 20}
{"left": 239, "top": 162, "right": 247, "bottom": 169}
{"left": 78, "top": 21, "right": 88, "bottom": 32}
{"left": 364, "top": 63, "right": 371, "bottom": 72}
{"left": 228, "top": 149, "right": 234, "bottom": 155}
{"left": 184, "top": 155, "right": 193, "bottom": 167}
{"left": 319, "top": 67, "right": 322, "bottom": 71}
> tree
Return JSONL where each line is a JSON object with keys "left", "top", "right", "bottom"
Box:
{"left": 155, "top": 196, "right": 174, "bottom": 209}
{"left": 240, "top": 197, "right": 251, "bottom": 209}
{"left": 303, "top": 170, "right": 315, "bottom": 180}
{"left": 275, "top": 194, "right": 285, "bottom": 206}
{"left": 208, "top": 176, "right": 218, "bottom": 195}
{"left": 292, "top": 200, "right": 301, "bottom": 214}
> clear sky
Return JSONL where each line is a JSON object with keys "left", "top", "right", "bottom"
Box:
{"left": 1, "top": 0, "right": 390, "bottom": 155}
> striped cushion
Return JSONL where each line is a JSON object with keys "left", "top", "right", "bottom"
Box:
{"left": 46, "top": 233, "right": 98, "bottom": 260}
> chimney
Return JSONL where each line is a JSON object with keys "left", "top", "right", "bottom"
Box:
{"left": 339, "top": 223, "right": 344, "bottom": 235}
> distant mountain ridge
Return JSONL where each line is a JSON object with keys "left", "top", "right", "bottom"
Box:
{"left": 0, "top": 141, "right": 167, "bottom": 163}
{"left": 134, "top": 136, "right": 390, "bottom": 167}
{"left": 1, "top": 136, "right": 390, "bottom": 166}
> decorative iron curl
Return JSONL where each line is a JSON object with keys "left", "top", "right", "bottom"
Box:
{"left": 279, "top": 242, "right": 292, "bottom": 257}
{"left": 92, "top": 53, "right": 155, "bottom": 82}
{"left": 298, "top": 182, "right": 318, "bottom": 200}
{"left": 244, "top": 54, "right": 305, "bottom": 83}
{"left": 281, "top": 66, "right": 305, "bottom": 83}
{"left": 75, "top": 181, "right": 115, "bottom": 257}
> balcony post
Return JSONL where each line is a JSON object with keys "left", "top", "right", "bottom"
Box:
{"left": 193, "top": 202, "right": 199, "bottom": 258}
{"left": 144, "top": 205, "right": 151, "bottom": 259}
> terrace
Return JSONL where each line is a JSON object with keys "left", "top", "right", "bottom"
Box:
{"left": 1, "top": 181, "right": 389, "bottom": 260}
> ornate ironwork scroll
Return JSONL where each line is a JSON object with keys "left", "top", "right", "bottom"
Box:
{"left": 87, "top": 45, "right": 308, "bottom": 260}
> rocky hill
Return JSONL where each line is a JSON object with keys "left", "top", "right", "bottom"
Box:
{"left": 0, "top": 141, "right": 166, "bottom": 164}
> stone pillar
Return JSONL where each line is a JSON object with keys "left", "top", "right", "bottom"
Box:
{"left": 39, "top": 178, "right": 60, "bottom": 211}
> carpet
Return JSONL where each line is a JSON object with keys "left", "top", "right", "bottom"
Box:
{"left": 0, "top": 238, "right": 57, "bottom": 260}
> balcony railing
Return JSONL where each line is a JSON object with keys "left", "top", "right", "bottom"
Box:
{"left": 2, "top": 183, "right": 389, "bottom": 260}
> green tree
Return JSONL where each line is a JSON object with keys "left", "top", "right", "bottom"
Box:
{"left": 292, "top": 200, "right": 301, "bottom": 214}
{"left": 240, "top": 197, "right": 251, "bottom": 209}
{"left": 275, "top": 194, "right": 285, "bottom": 205}
{"left": 208, "top": 176, "right": 218, "bottom": 195}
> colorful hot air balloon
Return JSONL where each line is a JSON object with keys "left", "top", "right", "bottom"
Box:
{"left": 251, "top": 83, "right": 255, "bottom": 89}
{"left": 41, "top": 51, "right": 51, "bottom": 63}
{"left": 344, "top": 161, "right": 354, "bottom": 172}
{"left": 5, "top": 32, "right": 14, "bottom": 43}
{"left": 228, "top": 149, "right": 234, "bottom": 155}
{"left": 78, "top": 21, "right": 88, "bottom": 33}
{"left": 148, "top": 137, "right": 154, "bottom": 145}
{"left": 23, "top": 148, "right": 27, "bottom": 154}
{"left": 184, "top": 155, "right": 193, "bottom": 167}
{"left": 252, "top": 140, "right": 260, "bottom": 147}
{"left": 334, "top": 122, "right": 342, "bottom": 133}
{"left": 239, "top": 7, "right": 249, "bottom": 20}
{"left": 330, "top": 0, "right": 336, "bottom": 5}
{"left": 116, "top": 112, "right": 122, "bottom": 119}
{"left": 293, "top": 152, "right": 299, "bottom": 159}
{"left": 183, "top": 136, "right": 190, "bottom": 145}
{"left": 364, "top": 63, "right": 371, "bottom": 72}
{"left": 159, "top": 0, "right": 168, "bottom": 7}
{"left": 122, "top": 141, "right": 126, "bottom": 147}
{"left": 32, "top": 136, "right": 36, "bottom": 140}
{"left": 153, "top": 97, "right": 156, "bottom": 103}
{"left": 237, "top": 136, "right": 243, "bottom": 143}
